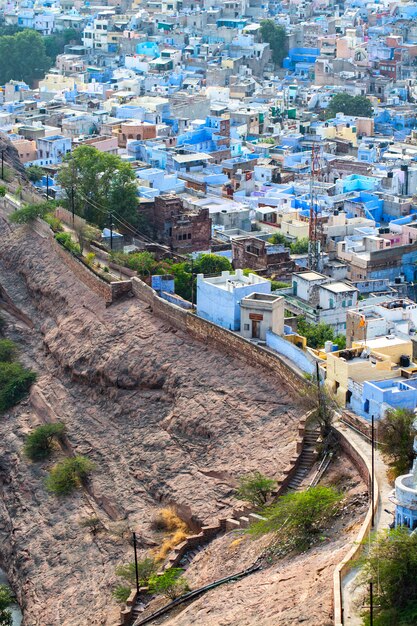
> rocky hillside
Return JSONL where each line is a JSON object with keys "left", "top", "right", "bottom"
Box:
{"left": 0, "top": 215, "right": 305, "bottom": 625}
{"left": 0, "top": 133, "right": 28, "bottom": 179}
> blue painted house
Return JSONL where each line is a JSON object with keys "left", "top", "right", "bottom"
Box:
{"left": 350, "top": 378, "right": 417, "bottom": 421}
{"left": 196, "top": 269, "right": 271, "bottom": 331}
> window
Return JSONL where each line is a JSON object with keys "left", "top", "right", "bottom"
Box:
{"left": 188, "top": 233, "right": 191, "bottom": 239}
{"left": 244, "top": 324, "right": 250, "bottom": 330}
{"left": 329, "top": 298, "right": 334, "bottom": 309}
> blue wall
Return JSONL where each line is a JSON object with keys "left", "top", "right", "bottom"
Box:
{"left": 197, "top": 277, "right": 271, "bottom": 330}
{"left": 266, "top": 330, "right": 315, "bottom": 375}
{"left": 353, "top": 379, "right": 417, "bottom": 421}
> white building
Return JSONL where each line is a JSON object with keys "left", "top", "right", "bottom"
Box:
{"left": 240, "top": 292, "right": 284, "bottom": 340}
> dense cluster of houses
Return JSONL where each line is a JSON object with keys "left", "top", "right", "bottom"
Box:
{"left": 2, "top": 0, "right": 417, "bottom": 428}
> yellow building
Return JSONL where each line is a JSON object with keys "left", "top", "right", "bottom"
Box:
{"left": 280, "top": 213, "right": 309, "bottom": 240}
{"left": 325, "top": 336, "right": 414, "bottom": 405}
{"left": 39, "top": 74, "right": 85, "bottom": 92}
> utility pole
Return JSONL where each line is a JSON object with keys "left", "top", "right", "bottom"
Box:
{"left": 369, "top": 582, "right": 374, "bottom": 626}
{"left": 1, "top": 150, "right": 4, "bottom": 180}
{"left": 109, "top": 212, "right": 113, "bottom": 250}
{"left": 71, "top": 187, "right": 75, "bottom": 225}
{"left": 190, "top": 256, "right": 194, "bottom": 305}
{"left": 371, "top": 414, "right": 375, "bottom": 527}
{"left": 132, "top": 532, "right": 140, "bottom": 595}
{"left": 46, "top": 175, "right": 49, "bottom": 201}
{"left": 316, "top": 359, "right": 321, "bottom": 415}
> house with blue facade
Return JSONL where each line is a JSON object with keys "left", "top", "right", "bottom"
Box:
{"left": 137, "top": 168, "right": 185, "bottom": 197}
{"left": 350, "top": 377, "right": 417, "bottom": 421}
{"left": 196, "top": 269, "right": 271, "bottom": 331}
{"left": 34, "top": 135, "right": 72, "bottom": 166}
{"left": 283, "top": 48, "right": 320, "bottom": 78}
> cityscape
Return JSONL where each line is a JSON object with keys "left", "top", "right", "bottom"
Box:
{"left": 0, "top": 0, "right": 417, "bottom": 624}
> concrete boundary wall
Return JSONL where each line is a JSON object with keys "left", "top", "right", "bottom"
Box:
{"left": 332, "top": 423, "right": 379, "bottom": 626}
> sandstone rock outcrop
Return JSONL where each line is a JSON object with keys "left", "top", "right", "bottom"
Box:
{"left": 0, "top": 218, "right": 305, "bottom": 625}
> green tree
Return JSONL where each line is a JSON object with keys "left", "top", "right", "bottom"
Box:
{"left": 193, "top": 253, "right": 232, "bottom": 275}
{"left": 112, "top": 585, "right": 131, "bottom": 603}
{"left": 9, "top": 201, "right": 54, "bottom": 224}
{"left": 290, "top": 238, "right": 309, "bottom": 255}
{"left": 297, "top": 317, "right": 333, "bottom": 348}
{"left": 0, "top": 30, "right": 51, "bottom": 86}
{"left": 0, "top": 186, "right": 6, "bottom": 198}
{"left": 115, "top": 557, "right": 158, "bottom": 586}
{"left": 171, "top": 262, "right": 193, "bottom": 301}
{"left": 269, "top": 232, "right": 288, "bottom": 245}
{"left": 236, "top": 471, "right": 276, "bottom": 507}
{"left": 26, "top": 165, "right": 44, "bottom": 183}
{"left": 378, "top": 408, "right": 416, "bottom": 477}
{"left": 326, "top": 93, "right": 373, "bottom": 119}
{"left": 0, "top": 361, "right": 36, "bottom": 413}
{"left": 0, "top": 584, "right": 12, "bottom": 626}
{"left": 148, "top": 568, "right": 190, "bottom": 600}
{"left": 43, "top": 29, "right": 82, "bottom": 63}
{"left": 46, "top": 455, "right": 95, "bottom": 495}
{"left": 112, "top": 251, "right": 156, "bottom": 275}
{"left": 57, "top": 145, "right": 139, "bottom": 229}
{"left": 250, "top": 486, "right": 342, "bottom": 550}
{"left": 24, "top": 422, "right": 66, "bottom": 461}
{"left": 54, "top": 232, "right": 81, "bottom": 255}
{"left": 358, "top": 527, "right": 417, "bottom": 625}
{"left": 260, "top": 20, "right": 287, "bottom": 67}
{"left": 0, "top": 339, "right": 17, "bottom": 362}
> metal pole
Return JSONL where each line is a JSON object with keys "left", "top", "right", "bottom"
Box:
{"left": 370, "top": 582, "right": 374, "bottom": 626}
{"left": 132, "top": 532, "right": 140, "bottom": 595}
{"left": 46, "top": 175, "right": 49, "bottom": 201}
{"left": 1, "top": 150, "right": 4, "bottom": 179}
{"left": 371, "top": 415, "right": 375, "bottom": 527}
{"left": 71, "top": 187, "right": 75, "bottom": 225}
{"left": 316, "top": 360, "right": 321, "bottom": 414}
{"left": 109, "top": 212, "right": 113, "bottom": 250}
{"left": 190, "top": 256, "right": 194, "bottom": 305}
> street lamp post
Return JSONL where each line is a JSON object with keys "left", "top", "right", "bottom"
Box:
{"left": 132, "top": 532, "right": 140, "bottom": 595}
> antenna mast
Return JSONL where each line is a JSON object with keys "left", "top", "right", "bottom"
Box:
{"left": 308, "top": 142, "right": 323, "bottom": 271}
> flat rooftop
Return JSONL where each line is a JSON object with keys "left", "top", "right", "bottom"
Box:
{"left": 294, "top": 271, "right": 327, "bottom": 281}
{"left": 322, "top": 282, "right": 357, "bottom": 294}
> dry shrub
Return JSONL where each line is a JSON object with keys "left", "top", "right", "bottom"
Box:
{"left": 152, "top": 508, "right": 190, "bottom": 562}
{"left": 229, "top": 537, "right": 245, "bottom": 550}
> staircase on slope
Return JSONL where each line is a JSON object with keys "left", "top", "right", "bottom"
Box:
{"left": 286, "top": 429, "right": 321, "bottom": 492}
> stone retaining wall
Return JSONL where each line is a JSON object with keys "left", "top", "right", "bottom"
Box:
{"left": 332, "top": 423, "right": 378, "bottom": 626}
{"left": 55, "top": 206, "right": 86, "bottom": 231}
{"left": 116, "top": 411, "right": 312, "bottom": 626}
{"left": 131, "top": 277, "right": 311, "bottom": 399}
{"left": 52, "top": 239, "right": 132, "bottom": 305}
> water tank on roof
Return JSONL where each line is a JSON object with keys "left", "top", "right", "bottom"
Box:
{"left": 400, "top": 355, "right": 411, "bottom": 368}
{"left": 324, "top": 340, "right": 333, "bottom": 353}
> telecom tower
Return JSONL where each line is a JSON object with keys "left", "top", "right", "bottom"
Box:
{"left": 308, "top": 142, "right": 323, "bottom": 272}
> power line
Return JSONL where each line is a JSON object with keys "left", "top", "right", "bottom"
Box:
{"left": 76, "top": 191, "right": 191, "bottom": 262}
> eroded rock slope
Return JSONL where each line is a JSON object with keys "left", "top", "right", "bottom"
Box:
{"left": 0, "top": 219, "right": 304, "bottom": 625}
